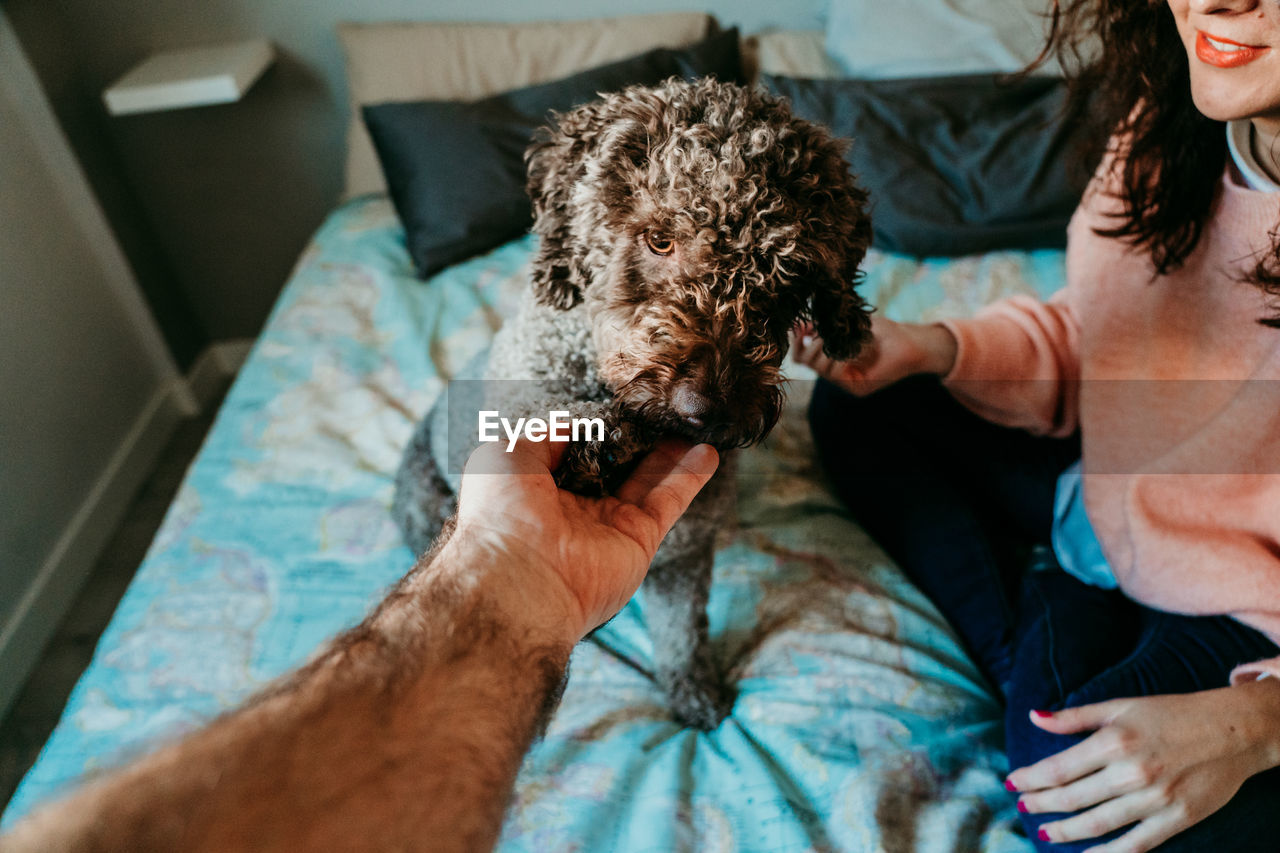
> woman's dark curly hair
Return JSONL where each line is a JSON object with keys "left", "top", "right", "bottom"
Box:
{"left": 1042, "top": 0, "right": 1280, "bottom": 325}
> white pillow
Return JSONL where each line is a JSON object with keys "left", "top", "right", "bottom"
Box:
{"left": 744, "top": 30, "right": 843, "bottom": 79}
{"left": 824, "top": 0, "right": 1061, "bottom": 79}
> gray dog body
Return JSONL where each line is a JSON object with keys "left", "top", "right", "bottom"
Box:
{"left": 393, "top": 78, "right": 872, "bottom": 729}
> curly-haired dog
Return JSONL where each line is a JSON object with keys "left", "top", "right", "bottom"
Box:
{"left": 394, "top": 77, "right": 872, "bottom": 729}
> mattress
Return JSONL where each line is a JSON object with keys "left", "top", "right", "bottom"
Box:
{"left": 3, "top": 196, "right": 1066, "bottom": 851}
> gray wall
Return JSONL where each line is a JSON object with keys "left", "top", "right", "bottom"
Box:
{"left": 5, "top": 0, "right": 825, "bottom": 345}
{"left": 1, "top": 9, "right": 179, "bottom": 698}
{"left": 0, "top": 89, "right": 153, "bottom": 630}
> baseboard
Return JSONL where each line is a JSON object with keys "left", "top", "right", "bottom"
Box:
{"left": 185, "top": 338, "right": 253, "bottom": 411}
{"left": 0, "top": 382, "right": 189, "bottom": 720}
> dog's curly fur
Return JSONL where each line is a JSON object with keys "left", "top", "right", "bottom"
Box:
{"left": 394, "top": 77, "right": 872, "bottom": 729}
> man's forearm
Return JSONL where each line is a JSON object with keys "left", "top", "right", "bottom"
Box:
{"left": 3, "top": 535, "right": 573, "bottom": 852}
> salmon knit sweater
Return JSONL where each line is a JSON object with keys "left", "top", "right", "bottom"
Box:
{"left": 939, "top": 156, "right": 1280, "bottom": 684}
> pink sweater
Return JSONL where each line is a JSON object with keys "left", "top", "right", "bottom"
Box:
{"left": 939, "top": 157, "right": 1280, "bottom": 684}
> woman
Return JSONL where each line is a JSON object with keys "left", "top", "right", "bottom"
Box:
{"left": 796, "top": 1, "right": 1280, "bottom": 850}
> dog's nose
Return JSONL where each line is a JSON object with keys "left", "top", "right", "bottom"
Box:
{"left": 672, "top": 384, "right": 712, "bottom": 428}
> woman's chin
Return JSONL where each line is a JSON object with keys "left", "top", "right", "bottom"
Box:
{"left": 1189, "top": 78, "right": 1280, "bottom": 125}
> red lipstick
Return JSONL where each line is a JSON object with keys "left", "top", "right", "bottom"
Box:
{"left": 1196, "top": 31, "right": 1269, "bottom": 68}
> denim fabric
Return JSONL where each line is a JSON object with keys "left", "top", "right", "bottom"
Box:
{"left": 809, "top": 376, "right": 1280, "bottom": 852}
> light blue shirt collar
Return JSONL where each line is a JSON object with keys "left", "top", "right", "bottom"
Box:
{"left": 1228, "top": 120, "right": 1280, "bottom": 193}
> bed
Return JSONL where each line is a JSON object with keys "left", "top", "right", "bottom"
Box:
{"left": 3, "top": 11, "right": 1079, "bottom": 851}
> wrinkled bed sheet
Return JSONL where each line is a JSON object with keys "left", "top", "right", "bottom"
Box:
{"left": 4, "top": 197, "right": 1065, "bottom": 851}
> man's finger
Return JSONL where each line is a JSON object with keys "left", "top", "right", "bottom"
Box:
{"left": 462, "top": 434, "right": 568, "bottom": 478}
{"left": 615, "top": 441, "right": 718, "bottom": 535}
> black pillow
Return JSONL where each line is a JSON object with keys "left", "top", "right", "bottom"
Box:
{"left": 364, "top": 28, "right": 744, "bottom": 279}
{"left": 762, "top": 73, "right": 1092, "bottom": 256}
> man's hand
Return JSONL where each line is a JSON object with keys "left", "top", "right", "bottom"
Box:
{"left": 790, "top": 315, "right": 958, "bottom": 396}
{"left": 1009, "top": 679, "right": 1280, "bottom": 852}
{"left": 448, "top": 437, "right": 719, "bottom": 643}
{"left": 0, "top": 437, "right": 717, "bottom": 853}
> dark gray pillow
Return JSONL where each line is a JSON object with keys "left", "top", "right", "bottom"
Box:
{"left": 762, "top": 73, "right": 1091, "bottom": 256}
{"left": 364, "top": 28, "right": 744, "bottom": 279}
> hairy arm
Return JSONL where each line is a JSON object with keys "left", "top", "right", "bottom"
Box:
{"left": 3, "top": 536, "right": 569, "bottom": 852}
{"left": 3, "top": 439, "right": 717, "bottom": 852}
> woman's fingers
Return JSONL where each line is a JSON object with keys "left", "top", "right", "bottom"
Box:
{"left": 789, "top": 327, "right": 827, "bottom": 365}
{"left": 1009, "top": 731, "right": 1115, "bottom": 792}
{"left": 791, "top": 338, "right": 839, "bottom": 380}
{"left": 789, "top": 326, "right": 873, "bottom": 391}
{"left": 1019, "top": 759, "right": 1147, "bottom": 816}
{"left": 1010, "top": 702, "right": 1134, "bottom": 792}
{"left": 1032, "top": 784, "right": 1166, "bottom": 843}
{"left": 1030, "top": 701, "right": 1127, "bottom": 735}
{"left": 808, "top": 351, "right": 835, "bottom": 376}
{"left": 1078, "top": 808, "right": 1187, "bottom": 853}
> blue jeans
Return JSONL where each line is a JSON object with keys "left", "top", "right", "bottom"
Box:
{"left": 808, "top": 376, "right": 1280, "bottom": 852}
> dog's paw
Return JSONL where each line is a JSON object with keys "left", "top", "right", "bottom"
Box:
{"left": 554, "top": 420, "right": 650, "bottom": 496}
{"left": 553, "top": 442, "right": 608, "bottom": 496}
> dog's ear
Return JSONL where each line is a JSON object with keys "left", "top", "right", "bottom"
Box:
{"left": 790, "top": 122, "right": 874, "bottom": 360}
{"left": 525, "top": 101, "right": 612, "bottom": 310}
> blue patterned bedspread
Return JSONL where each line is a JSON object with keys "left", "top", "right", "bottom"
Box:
{"left": 4, "top": 197, "right": 1065, "bottom": 851}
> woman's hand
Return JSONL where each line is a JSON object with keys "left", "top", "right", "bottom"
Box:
{"left": 1009, "top": 680, "right": 1280, "bottom": 852}
{"left": 789, "top": 315, "right": 958, "bottom": 396}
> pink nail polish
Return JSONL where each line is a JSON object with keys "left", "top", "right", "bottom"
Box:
{"left": 1004, "top": 778, "right": 1018, "bottom": 792}
{"left": 1032, "top": 709, "right": 1054, "bottom": 718}
{"left": 1038, "top": 828, "right": 1051, "bottom": 842}
{"left": 1017, "top": 800, "right": 1028, "bottom": 813}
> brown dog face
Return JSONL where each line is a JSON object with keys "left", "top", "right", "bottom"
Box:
{"left": 526, "top": 78, "right": 873, "bottom": 448}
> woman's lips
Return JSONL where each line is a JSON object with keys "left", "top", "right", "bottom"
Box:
{"left": 1196, "top": 30, "right": 1269, "bottom": 68}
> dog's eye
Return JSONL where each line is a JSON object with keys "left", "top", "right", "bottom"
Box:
{"left": 645, "top": 233, "right": 675, "bottom": 256}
